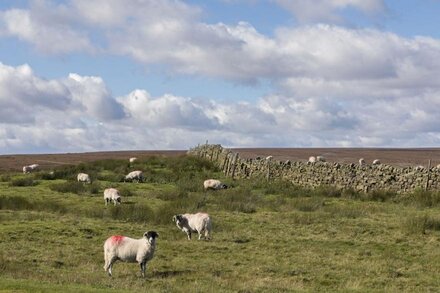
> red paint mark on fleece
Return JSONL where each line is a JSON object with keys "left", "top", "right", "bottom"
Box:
{"left": 111, "top": 235, "right": 125, "bottom": 244}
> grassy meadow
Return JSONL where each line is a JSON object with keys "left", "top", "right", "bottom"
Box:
{"left": 1, "top": 155, "right": 440, "bottom": 292}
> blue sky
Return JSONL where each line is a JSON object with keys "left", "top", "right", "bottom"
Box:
{"left": 0, "top": 0, "right": 440, "bottom": 153}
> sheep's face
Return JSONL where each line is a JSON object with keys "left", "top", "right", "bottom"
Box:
{"left": 144, "top": 231, "right": 159, "bottom": 244}
{"left": 221, "top": 184, "right": 228, "bottom": 189}
{"left": 116, "top": 197, "right": 121, "bottom": 204}
{"left": 173, "top": 215, "right": 185, "bottom": 228}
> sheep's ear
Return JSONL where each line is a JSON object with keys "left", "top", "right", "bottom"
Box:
{"left": 172, "top": 215, "right": 176, "bottom": 222}
{"left": 146, "top": 231, "right": 158, "bottom": 239}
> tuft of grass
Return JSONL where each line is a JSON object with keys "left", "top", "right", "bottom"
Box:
{"left": 8, "top": 177, "right": 38, "bottom": 187}
{"left": 364, "top": 190, "right": 396, "bottom": 202}
{"left": 291, "top": 197, "right": 325, "bottom": 212}
{"left": 211, "top": 187, "right": 258, "bottom": 213}
{"left": 404, "top": 214, "right": 440, "bottom": 234}
{"left": 49, "top": 181, "right": 87, "bottom": 194}
{"left": 409, "top": 189, "right": 440, "bottom": 207}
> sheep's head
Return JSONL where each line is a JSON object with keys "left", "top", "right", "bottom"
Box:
{"left": 116, "top": 197, "right": 121, "bottom": 204}
{"left": 144, "top": 231, "right": 159, "bottom": 244}
{"left": 173, "top": 214, "right": 185, "bottom": 228}
{"left": 221, "top": 184, "right": 228, "bottom": 189}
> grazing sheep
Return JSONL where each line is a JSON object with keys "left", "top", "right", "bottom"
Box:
{"left": 103, "top": 231, "right": 159, "bottom": 277}
{"left": 104, "top": 188, "right": 121, "bottom": 206}
{"left": 372, "top": 159, "right": 381, "bottom": 165}
{"left": 265, "top": 155, "right": 273, "bottom": 161}
{"left": 316, "top": 156, "right": 326, "bottom": 162}
{"left": 125, "top": 170, "right": 144, "bottom": 183}
{"left": 23, "top": 164, "right": 39, "bottom": 174}
{"left": 77, "top": 173, "right": 91, "bottom": 184}
{"left": 173, "top": 213, "right": 212, "bottom": 240}
{"left": 129, "top": 157, "right": 137, "bottom": 164}
{"left": 308, "top": 156, "right": 316, "bottom": 163}
{"left": 203, "top": 179, "right": 228, "bottom": 191}
{"left": 415, "top": 165, "right": 425, "bottom": 171}
{"left": 359, "top": 158, "right": 366, "bottom": 166}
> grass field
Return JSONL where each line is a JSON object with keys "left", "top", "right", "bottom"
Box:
{"left": 2, "top": 155, "right": 440, "bottom": 292}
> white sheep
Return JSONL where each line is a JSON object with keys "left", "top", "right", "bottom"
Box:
{"left": 316, "top": 156, "right": 326, "bottom": 162}
{"left": 372, "top": 159, "right": 381, "bottom": 165}
{"left": 125, "top": 170, "right": 144, "bottom": 183}
{"left": 129, "top": 157, "right": 137, "bottom": 164}
{"left": 103, "top": 231, "right": 159, "bottom": 277}
{"left": 104, "top": 188, "right": 121, "bottom": 206}
{"left": 203, "top": 179, "right": 228, "bottom": 191}
{"left": 359, "top": 158, "right": 366, "bottom": 166}
{"left": 23, "top": 164, "right": 39, "bottom": 174}
{"left": 265, "top": 155, "right": 273, "bottom": 161}
{"left": 415, "top": 165, "right": 425, "bottom": 171}
{"left": 173, "top": 213, "right": 212, "bottom": 240}
{"left": 308, "top": 156, "right": 316, "bottom": 163}
{"left": 77, "top": 173, "right": 91, "bottom": 184}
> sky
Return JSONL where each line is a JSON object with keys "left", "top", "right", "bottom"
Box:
{"left": 0, "top": 0, "right": 440, "bottom": 154}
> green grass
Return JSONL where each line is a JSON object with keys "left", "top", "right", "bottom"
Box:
{"left": 2, "top": 155, "right": 440, "bottom": 292}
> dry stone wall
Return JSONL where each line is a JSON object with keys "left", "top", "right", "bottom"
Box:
{"left": 188, "top": 144, "right": 440, "bottom": 194}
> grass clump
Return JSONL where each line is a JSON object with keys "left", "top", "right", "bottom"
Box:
{"left": 49, "top": 181, "right": 101, "bottom": 195}
{"left": 8, "top": 177, "right": 38, "bottom": 187}
{"left": 404, "top": 214, "right": 440, "bottom": 234}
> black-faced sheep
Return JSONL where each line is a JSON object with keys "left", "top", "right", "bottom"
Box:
{"left": 103, "top": 231, "right": 159, "bottom": 277}
{"left": 104, "top": 188, "right": 121, "bottom": 206}
{"left": 203, "top": 179, "right": 228, "bottom": 191}
{"left": 23, "top": 164, "right": 39, "bottom": 174}
{"left": 173, "top": 213, "right": 212, "bottom": 240}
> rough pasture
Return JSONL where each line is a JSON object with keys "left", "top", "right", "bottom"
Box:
{"left": 1, "top": 154, "right": 440, "bottom": 292}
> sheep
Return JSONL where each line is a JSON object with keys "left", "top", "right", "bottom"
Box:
{"left": 173, "top": 213, "right": 212, "bottom": 240}
{"left": 104, "top": 188, "right": 121, "bottom": 206}
{"left": 316, "top": 156, "right": 326, "bottom": 162}
{"left": 77, "top": 173, "right": 91, "bottom": 184}
{"left": 265, "top": 155, "right": 273, "bottom": 161}
{"left": 372, "top": 159, "right": 381, "bottom": 165}
{"left": 359, "top": 158, "right": 366, "bottom": 166}
{"left": 203, "top": 179, "right": 228, "bottom": 191}
{"left": 129, "top": 157, "right": 137, "bottom": 164}
{"left": 308, "top": 156, "right": 316, "bottom": 163}
{"left": 103, "top": 231, "right": 159, "bottom": 277}
{"left": 415, "top": 165, "right": 425, "bottom": 171}
{"left": 124, "top": 170, "right": 144, "bottom": 183}
{"left": 23, "top": 164, "right": 39, "bottom": 174}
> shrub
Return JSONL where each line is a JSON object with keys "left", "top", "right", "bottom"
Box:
{"left": 8, "top": 177, "right": 38, "bottom": 187}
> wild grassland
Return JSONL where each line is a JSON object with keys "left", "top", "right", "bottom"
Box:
{"left": 1, "top": 155, "right": 440, "bottom": 292}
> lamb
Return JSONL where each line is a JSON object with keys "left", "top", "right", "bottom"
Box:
{"left": 203, "top": 179, "right": 228, "bottom": 191}
{"left": 308, "top": 156, "right": 316, "bottom": 163}
{"left": 23, "top": 164, "right": 39, "bottom": 174}
{"left": 103, "top": 231, "right": 159, "bottom": 277}
{"left": 104, "top": 188, "right": 121, "bottom": 206}
{"left": 173, "top": 212, "right": 212, "bottom": 240}
{"left": 316, "top": 156, "right": 326, "bottom": 162}
{"left": 77, "top": 173, "right": 91, "bottom": 184}
{"left": 125, "top": 170, "right": 144, "bottom": 183}
{"left": 359, "top": 158, "right": 366, "bottom": 166}
{"left": 372, "top": 159, "right": 381, "bottom": 165}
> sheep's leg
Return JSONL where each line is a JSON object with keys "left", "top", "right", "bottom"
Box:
{"left": 106, "top": 257, "right": 117, "bottom": 276}
{"left": 205, "top": 229, "right": 210, "bottom": 240}
{"left": 140, "top": 262, "right": 146, "bottom": 277}
{"left": 198, "top": 230, "right": 202, "bottom": 240}
{"left": 105, "top": 199, "right": 108, "bottom": 206}
{"left": 187, "top": 231, "right": 191, "bottom": 240}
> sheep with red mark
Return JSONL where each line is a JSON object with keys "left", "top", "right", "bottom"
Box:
{"left": 104, "top": 188, "right": 121, "bottom": 206}
{"left": 103, "top": 231, "right": 159, "bottom": 277}
{"left": 173, "top": 212, "right": 212, "bottom": 240}
{"left": 203, "top": 179, "right": 227, "bottom": 191}
{"left": 77, "top": 173, "right": 91, "bottom": 183}
{"left": 124, "top": 170, "right": 144, "bottom": 183}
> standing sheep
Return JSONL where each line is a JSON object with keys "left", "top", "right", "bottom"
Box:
{"left": 265, "top": 155, "right": 273, "bottom": 161}
{"left": 173, "top": 213, "right": 212, "bottom": 240}
{"left": 23, "top": 164, "right": 39, "bottom": 174}
{"left": 104, "top": 188, "right": 121, "bottom": 206}
{"left": 203, "top": 179, "right": 227, "bottom": 191}
{"left": 103, "top": 231, "right": 159, "bottom": 277}
{"left": 308, "top": 156, "right": 316, "bottom": 163}
{"left": 77, "top": 173, "right": 91, "bottom": 184}
{"left": 125, "top": 170, "right": 144, "bottom": 183}
{"left": 129, "top": 157, "right": 137, "bottom": 165}
{"left": 359, "top": 158, "right": 366, "bottom": 166}
{"left": 372, "top": 159, "right": 381, "bottom": 165}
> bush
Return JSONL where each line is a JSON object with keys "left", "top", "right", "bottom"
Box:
{"left": 8, "top": 177, "right": 38, "bottom": 187}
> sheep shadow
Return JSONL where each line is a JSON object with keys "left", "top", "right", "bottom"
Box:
{"left": 152, "top": 269, "right": 193, "bottom": 279}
